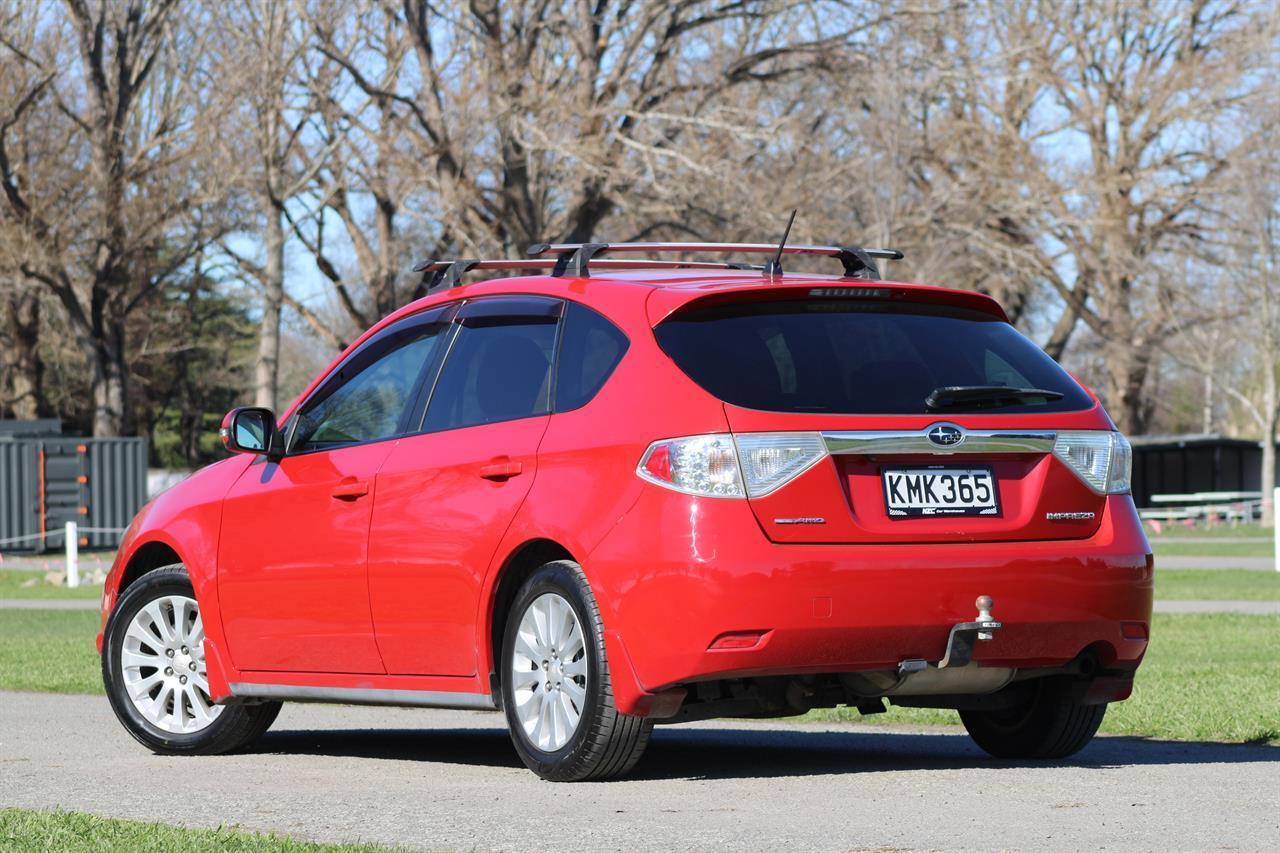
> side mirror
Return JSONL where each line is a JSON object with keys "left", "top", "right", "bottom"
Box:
{"left": 220, "top": 407, "right": 281, "bottom": 458}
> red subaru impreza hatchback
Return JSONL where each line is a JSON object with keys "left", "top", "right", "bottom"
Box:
{"left": 99, "top": 242, "right": 1152, "bottom": 781}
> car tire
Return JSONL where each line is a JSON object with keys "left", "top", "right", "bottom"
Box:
{"left": 102, "top": 564, "right": 282, "bottom": 755}
{"left": 500, "top": 560, "right": 652, "bottom": 782}
{"left": 960, "top": 678, "right": 1106, "bottom": 760}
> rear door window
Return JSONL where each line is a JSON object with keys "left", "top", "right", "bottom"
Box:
{"left": 422, "top": 296, "right": 562, "bottom": 431}
{"left": 554, "top": 302, "right": 629, "bottom": 412}
{"left": 654, "top": 299, "right": 1092, "bottom": 414}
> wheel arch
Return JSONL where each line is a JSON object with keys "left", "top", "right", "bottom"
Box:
{"left": 484, "top": 538, "right": 577, "bottom": 701}
{"left": 118, "top": 540, "right": 185, "bottom": 596}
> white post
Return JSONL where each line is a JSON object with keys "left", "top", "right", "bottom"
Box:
{"left": 65, "top": 521, "right": 79, "bottom": 588}
{"left": 1274, "top": 488, "right": 1280, "bottom": 573}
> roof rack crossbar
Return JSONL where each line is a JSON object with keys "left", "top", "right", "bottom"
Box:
{"left": 410, "top": 257, "right": 764, "bottom": 290}
{"left": 526, "top": 241, "right": 903, "bottom": 279}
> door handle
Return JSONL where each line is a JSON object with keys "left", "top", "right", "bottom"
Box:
{"left": 331, "top": 478, "right": 370, "bottom": 500}
{"left": 479, "top": 460, "right": 523, "bottom": 481}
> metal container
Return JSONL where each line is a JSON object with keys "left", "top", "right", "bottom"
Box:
{"left": 0, "top": 441, "right": 41, "bottom": 552}
{"left": 0, "top": 427, "right": 147, "bottom": 552}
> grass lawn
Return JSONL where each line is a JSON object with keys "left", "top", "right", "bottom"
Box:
{"left": 4, "top": 608, "right": 1277, "bottom": 745}
{"left": 1151, "top": 540, "right": 1274, "bottom": 558}
{"left": 0, "top": 610, "right": 102, "bottom": 693}
{"left": 0, "top": 569, "right": 103, "bottom": 600}
{"left": 1155, "top": 569, "right": 1280, "bottom": 600}
{"left": 0, "top": 809, "right": 406, "bottom": 852}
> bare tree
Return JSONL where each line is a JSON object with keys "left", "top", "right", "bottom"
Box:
{"left": 1224, "top": 155, "right": 1280, "bottom": 526}
{"left": 0, "top": 1, "right": 235, "bottom": 434}
{"left": 998, "top": 1, "right": 1271, "bottom": 432}
{"left": 843, "top": 2, "right": 1273, "bottom": 432}
{"left": 275, "top": 0, "right": 877, "bottom": 349}
{"left": 209, "top": 0, "right": 327, "bottom": 411}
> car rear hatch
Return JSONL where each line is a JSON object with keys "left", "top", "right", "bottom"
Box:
{"left": 651, "top": 284, "right": 1126, "bottom": 544}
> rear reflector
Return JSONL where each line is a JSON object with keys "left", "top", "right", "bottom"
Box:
{"left": 708, "top": 630, "right": 769, "bottom": 651}
{"left": 1121, "top": 621, "right": 1148, "bottom": 640}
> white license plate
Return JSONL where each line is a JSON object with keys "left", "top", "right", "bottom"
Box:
{"left": 882, "top": 466, "right": 1000, "bottom": 518}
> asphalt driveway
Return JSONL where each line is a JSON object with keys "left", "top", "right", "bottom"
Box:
{"left": 2, "top": 691, "right": 1277, "bottom": 851}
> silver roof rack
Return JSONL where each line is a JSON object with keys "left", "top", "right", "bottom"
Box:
{"left": 411, "top": 257, "right": 764, "bottom": 291}
{"left": 526, "top": 241, "right": 904, "bottom": 279}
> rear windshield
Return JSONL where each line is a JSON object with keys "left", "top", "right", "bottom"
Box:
{"left": 653, "top": 299, "right": 1093, "bottom": 414}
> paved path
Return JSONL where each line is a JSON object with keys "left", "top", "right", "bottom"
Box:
{"left": 1149, "top": 536, "right": 1270, "bottom": 545}
{"left": 1155, "top": 555, "right": 1274, "bottom": 570}
{"left": 1, "top": 692, "right": 1277, "bottom": 852}
{"left": 0, "top": 599, "right": 100, "bottom": 610}
{"left": 1153, "top": 600, "right": 1280, "bottom": 614}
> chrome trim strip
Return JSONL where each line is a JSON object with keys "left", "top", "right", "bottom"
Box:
{"left": 822, "top": 429, "right": 1057, "bottom": 456}
{"left": 227, "top": 682, "right": 498, "bottom": 711}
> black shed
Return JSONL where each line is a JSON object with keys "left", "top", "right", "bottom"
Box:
{"left": 1128, "top": 433, "right": 1268, "bottom": 508}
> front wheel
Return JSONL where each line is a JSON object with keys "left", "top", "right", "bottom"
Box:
{"left": 500, "top": 560, "right": 652, "bottom": 781}
{"left": 102, "top": 565, "right": 281, "bottom": 755}
{"left": 960, "top": 678, "right": 1106, "bottom": 760}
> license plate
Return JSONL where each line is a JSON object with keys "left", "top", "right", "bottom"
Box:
{"left": 882, "top": 466, "right": 1000, "bottom": 518}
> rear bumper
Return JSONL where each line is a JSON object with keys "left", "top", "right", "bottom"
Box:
{"left": 587, "top": 491, "right": 1152, "bottom": 715}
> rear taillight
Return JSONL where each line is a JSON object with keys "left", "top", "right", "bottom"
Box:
{"left": 638, "top": 434, "right": 744, "bottom": 497}
{"left": 637, "top": 432, "right": 827, "bottom": 498}
{"left": 1052, "top": 431, "right": 1132, "bottom": 494}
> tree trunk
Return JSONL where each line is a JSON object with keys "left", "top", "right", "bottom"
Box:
{"left": 90, "top": 323, "right": 128, "bottom": 436}
{"left": 4, "top": 292, "right": 44, "bottom": 419}
{"left": 1042, "top": 302, "right": 1079, "bottom": 361}
{"left": 1104, "top": 339, "right": 1152, "bottom": 435}
{"left": 1262, "top": 419, "right": 1276, "bottom": 529}
{"left": 1261, "top": 355, "right": 1277, "bottom": 529}
{"left": 254, "top": 198, "right": 286, "bottom": 411}
{"left": 1202, "top": 371, "right": 1213, "bottom": 435}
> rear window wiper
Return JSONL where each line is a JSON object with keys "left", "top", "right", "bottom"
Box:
{"left": 926, "top": 385, "right": 1065, "bottom": 410}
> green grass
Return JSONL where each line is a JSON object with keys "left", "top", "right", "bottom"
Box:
{"left": 805, "top": 613, "right": 1280, "bottom": 744}
{"left": 5, "top": 608, "right": 1277, "bottom": 745}
{"left": 0, "top": 610, "right": 102, "bottom": 693}
{"left": 1151, "top": 540, "right": 1273, "bottom": 558}
{"left": 1155, "top": 569, "right": 1280, "bottom": 600}
{"left": 0, "top": 569, "right": 103, "bottom": 600}
{"left": 0, "top": 809, "right": 407, "bottom": 852}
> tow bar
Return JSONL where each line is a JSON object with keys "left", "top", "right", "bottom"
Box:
{"left": 937, "top": 595, "right": 1002, "bottom": 669}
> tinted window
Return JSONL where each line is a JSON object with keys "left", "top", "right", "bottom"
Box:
{"left": 291, "top": 311, "right": 450, "bottom": 452}
{"left": 654, "top": 299, "right": 1092, "bottom": 414}
{"left": 554, "top": 302, "right": 628, "bottom": 412}
{"left": 423, "top": 299, "right": 559, "bottom": 431}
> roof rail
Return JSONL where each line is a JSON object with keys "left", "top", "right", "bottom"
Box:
{"left": 526, "top": 241, "right": 904, "bottom": 280}
{"left": 411, "top": 257, "right": 764, "bottom": 292}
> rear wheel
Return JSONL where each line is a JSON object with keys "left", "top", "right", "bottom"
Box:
{"left": 500, "top": 560, "right": 652, "bottom": 781}
{"left": 960, "top": 678, "right": 1106, "bottom": 760}
{"left": 103, "top": 565, "right": 281, "bottom": 755}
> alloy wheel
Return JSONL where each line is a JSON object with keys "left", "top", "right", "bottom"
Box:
{"left": 510, "top": 592, "right": 588, "bottom": 751}
{"left": 120, "top": 594, "right": 222, "bottom": 734}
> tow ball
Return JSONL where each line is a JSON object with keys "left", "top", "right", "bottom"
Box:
{"left": 937, "top": 594, "right": 1002, "bottom": 669}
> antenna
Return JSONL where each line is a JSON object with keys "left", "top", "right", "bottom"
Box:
{"left": 763, "top": 209, "right": 797, "bottom": 277}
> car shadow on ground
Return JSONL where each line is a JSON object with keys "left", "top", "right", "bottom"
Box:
{"left": 253, "top": 725, "right": 1280, "bottom": 781}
